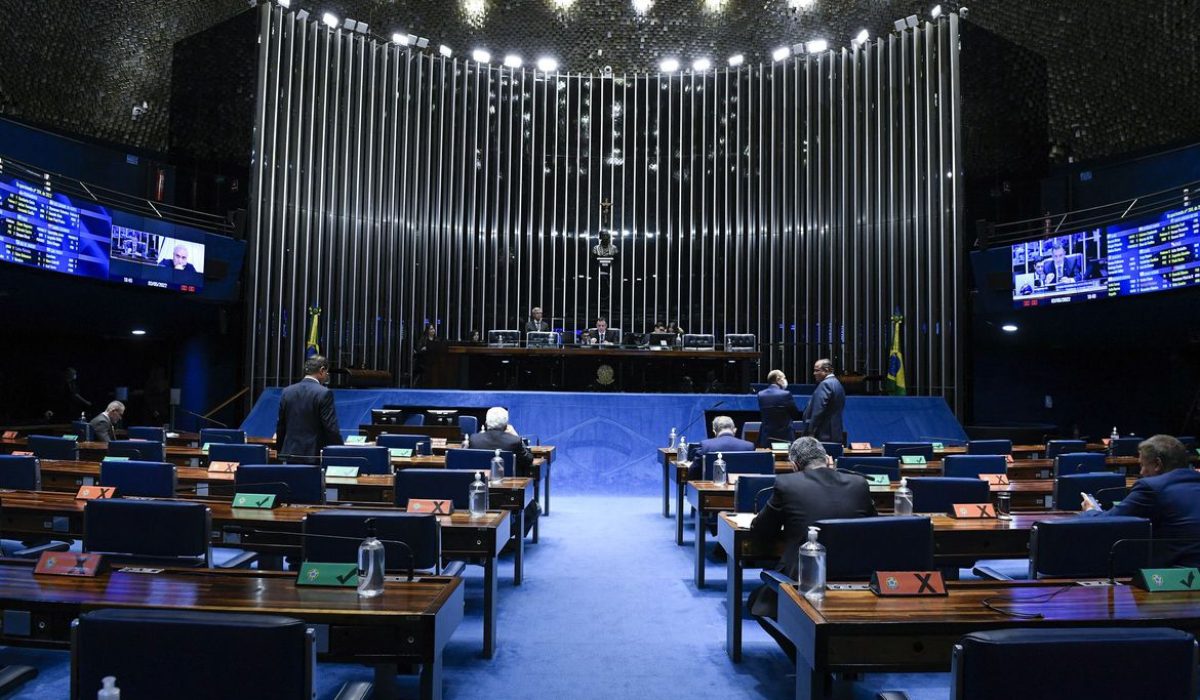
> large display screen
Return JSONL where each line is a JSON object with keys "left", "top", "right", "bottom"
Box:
{"left": 1012, "top": 203, "right": 1200, "bottom": 307}
{"left": 0, "top": 170, "right": 205, "bottom": 292}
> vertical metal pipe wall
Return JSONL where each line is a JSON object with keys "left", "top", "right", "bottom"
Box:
{"left": 246, "top": 4, "right": 965, "bottom": 413}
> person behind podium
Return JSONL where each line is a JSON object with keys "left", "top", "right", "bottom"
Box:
{"left": 689, "top": 415, "right": 754, "bottom": 480}
{"left": 88, "top": 401, "right": 125, "bottom": 443}
{"left": 467, "top": 407, "right": 534, "bottom": 477}
{"left": 1081, "top": 434, "right": 1200, "bottom": 567}
{"left": 276, "top": 354, "right": 342, "bottom": 464}
{"left": 756, "top": 369, "right": 798, "bottom": 447}
{"left": 526, "top": 307, "right": 549, "bottom": 333}
{"left": 747, "top": 438, "right": 876, "bottom": 655}
{"left": 588, "top": 318, "right": 618, "bottom": 345}
{"left": 1040, "top": 240, "right": 1081, "bottom": 285}
{"left": 802, "top": 358, "right": 845, "bottom": 444}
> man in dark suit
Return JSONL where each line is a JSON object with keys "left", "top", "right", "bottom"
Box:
{"left": 756, "top": 369, "right": 798, "bottom": 447}
{"left": 802, "top": 358, "right": 846, "bottom": 444}
{"left": 748, "top": 437, "right": 876, "bottom": 656}
{"left": 689, "top": 415, "right": 755, "bottom": 480}
{"left": 88, "top": 401, "right": 125, "bottom": 443}
{"left": 587, "top": 317, "right": 619, "bottom": 345}
{"left": 1040, "top": 240, "right": 1081, "bottom": 285}
{"left": 1081, "top": 434, "right": 1200, "bottom": 567}
{"left": 276, "top": 355, "right": 342, "bottom": 463}
{"left": 467, "top": 407, "right": 535, "bottom": 477}
{"left": 525, "top": 306, "right": 549, "bottom": 333}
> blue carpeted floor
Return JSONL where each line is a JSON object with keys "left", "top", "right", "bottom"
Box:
{"left": 1, "top": 494, "right": 955, "bottom": 699}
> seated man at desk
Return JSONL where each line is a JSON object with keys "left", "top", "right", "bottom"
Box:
{"left": 1081, "top": 434, "right": 1200, "bottom": 567}
{"left": 467, "top": 407, "right": 534, "bottom": 477}
{"left": 748, "top": 438, "right": 876, "bottom": 657}
{"left": 689, "top": 415, "right": 754, "bottom": 480}
{"left": 587, "top": 318, "right": 619, "bottom": 345}
{"left": 88, "top": 401, "right": 125, "bottom": 443}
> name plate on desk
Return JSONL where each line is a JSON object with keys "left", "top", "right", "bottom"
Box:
{"left": 75, "top": 485, "right": 116, "bottom": 500}
{"left": 388, "top": 448, "right": 413, "bottom": 458}
{"left": 850, "top": 442, "right": 872, "bottom": 450}
{"left": 952, "top": 503, "right": 996, "bottom": 519}
{"left": 61, "top": 434, "right": 78, "bottom": 441}
{"left": 326, "top": 466, "right": 360, "bottom": 478}
{"left": 407, "top": 498, "right": 453, "bottom": 515}
{"left": 931, "top": 442, "right": 945, "bottom": 450}
{"left": 1004, "top": 454, "right": 1014, "bottom": 464}
{"left": 35, "top": 551, "right": 107, "bottom": 578}
{"left": 770, "top": 442, "right": 790, "bottom": 451}
{"left": 345, "top": 435, "right": 368, "bottom": 445}
{"left": 1135, "top": 567, "right": 1200, "bottom": 593}
{"left": 430, "top": 438, "right": 448, "bottom": 449}
{"left": 865, "top": 474, "right": 891, "bottom": 487}
{"left": 1, "top": 431, "right": 17, "bottom": 439}
{"left": 101, "top": 456, "right": 129, "bottom": 462}
{"left": 207, "top": 461, "right": 238, "bottom": 474}
{"left": 296, "top": 562, "right": 359, "bottom": 587}
{"left": 232, "top": 493, "right": 278, "bottom": 509}
{"left": 11, "top": 451, "right": 33, "bottom": 456}
{"left": 900, "top": 455, "right": 927, "bottom": 465}
{"left": 201, "top": 442, "right": 211, "bottom": 453}
{"left": 870, "top": 570, "right": 947, "bottom": 596}
{"left": 979, "top": 474, "right": 1010, "bottom": 486}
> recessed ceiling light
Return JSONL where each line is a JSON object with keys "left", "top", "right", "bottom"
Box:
{"left": 1001, "top": 324, "right": 1018, "bottom": 333}
{"left": 131, "top": 329, "right": 147, "bottom": 336}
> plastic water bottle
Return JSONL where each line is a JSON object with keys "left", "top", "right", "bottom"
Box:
{"left": 894, "top": 477, "right": 913, "bottom": 515}
{"left": 798, "top": 526, "right": 826, "bottom": 602}
{"left": 1109, "top": 426, "right": 1119, "bottom": 455}
{"left": 677, "top": 436, "right": 689, "bottom": 463}
{"left": 668, "top": 427, "right": 677, "bottom": 449}
{"left": 357, "top": 518, "right": 385, "bottom": 598}
{"left": 469, "top": 471, "right": 488, "bottom": 518}
{"left": 490, "top": 449, "right": 505, "bottom": 483}
{"left": 98, "top": 676, "right": 120, "bottom": 699}
{"left": 713, "top": 452, "right": 727, "bottom": 485}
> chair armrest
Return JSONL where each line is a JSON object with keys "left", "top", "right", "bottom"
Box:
{"left": 215, "top": 549, "right": 259, "bottom": 569}
{"left": 876, "top": 692, "right": 910, "bottom": 700}
{"left": 760, "top": 569, "right": 795, "bottom": 591}
{"left": 0, "top": 665, "right": 37, "bottom": 694}
{"left": 333, "top": 681, "right": 373, "bottom": 700}
{"left": 971, "top": 565, "right": 1013, "bottom": 581}
{"left": 8, "top": 540, "right": 70, "bottom": 558}
{"left": 440, "top": 560, "right": 467, "bottom": 577}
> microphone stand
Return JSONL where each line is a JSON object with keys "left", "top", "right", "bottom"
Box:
{"left": 223, "top": 524, "right": 418, "bottom": 581}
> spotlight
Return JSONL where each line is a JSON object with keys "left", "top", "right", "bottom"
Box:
{"left": 905, "top": 14, "right": 919, "bottom": 28}
{"left": 295, "top": 9, "right": 308, "bottom": 20}
{"left": 277, "top": 0, "right": 290, "bottom": 7}
{"left": 341, "top": 18, "right": 354, "bottom": 30}
{"left": 131, "top": 329, "right": 147, "bottom": 336}
{"left": 416, "top": 37, "right": 429, "bottom": 48}
{"left": 503, "top": 54, "right": 523, "bottom": 68}
{"left": 852, "top": 29, "right": 869, "bottom": 46}
{"left": 727, "top": 53, "right": 744, "bottom": 67}
{"left": 659, "top": 57, "right": 679, "bottom": 72}
{"left": 691, "top": 57, "right": 712, "bottom": 72}
{"left": 536, "top": 56, "right": 559, "bottom": 72}
{"left": 472, "top": 49, "right": 491, "bottom": 63}
{"left": 632, "top": 0, "right": 652, "bottom": 14}
{"left": 322, "top": 12, "right": 338, "bottom": 28}
{"left": 439, "top": 44, "right": 453, "bottom": 57}
{"left": 771, "top": 46, "right": 791, "bottom": 62}
{"left": 931, "top": 4, "right": 942, "bottom": 18}
{"left": 353, "top": 21, "right": 368, "bottom": 34}
{"left": 805, "top": 39, "right": 828, "bottom": 54}
{"left": 392, "top": 33, "right": 409, "bottom": 45}
{"left": 791, "top": 42, "right": 805, "bottom": 55}
{"left": 787, "top": 0, "right": 815, "bottom": 8}
{"left": 894, "top": 18, "right": 907, "bottom": 32}
{"left": 1001, "top": 324, "right": 1018, "bottom": 333}
{"left": 553, "top": 0, "right": 576, "bottom": 7}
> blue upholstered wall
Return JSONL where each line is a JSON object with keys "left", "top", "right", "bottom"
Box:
{"left": 243, "top": 389, "right": 965, "bottom": 495}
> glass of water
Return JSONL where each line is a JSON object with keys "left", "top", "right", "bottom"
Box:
{"left": 996, "top": 492, "right": 1012, "bottom": 520}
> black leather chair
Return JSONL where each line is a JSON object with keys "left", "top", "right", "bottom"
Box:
{"left": 816, "top": 516, "right": 934, "bottom": 580}
{"left": 965, "top": 439, "right": 1011, "bottom": 456}
{"left": 106, "top": 439, "right": 165, "bottom": 463}
{"left": 1176, "top": 436, "right": 1196, "bottom": 449}
{"left": 322, "top": 445, "right": 391, "bottom": 475}
{"left": 394, "top": 469, "right": 477, "bottom": 509}
{"left": 820, "top": 442, "right": 844, "bottom": 459}
{"left": 208, "top": 442, "right": 269, "bottom": 465}
{"left": 28, "top": 435, "right": 78, "bottom": 461}
{"left": 1052, "top": 472, "right": 1126, "bottom": 511}
{"left": 908, "top": 477, "right": 990, "bottom": 513}
{"left": 1110, "top": 436, "right": 1142, "bottom": 457}
{"left": 836, "top": 456, "right": 900, "bottom": 481}
{"left": 733, "top": 475, "right": 775, "bottom": 513}
{"left": 445, "top": 448, "right": 515, "bottom": 476}
{"left": 698, "top": 450, "right": 775, "bottom": 481}
{"left": 236, "top": 464, "right": 326, "bottom": 505}
{"left": 881, "top": 442, "right": 934, "bottom": 461}
{"left": 99, "top": 460, "right": 177, "bottom": 498}
{"left": 83, "top": 499, "right": 255, "bottom": 568}
{"left": 126, "top": 426, "right": 165, "bottom": 443}
{"left": 1045, "top": 439, "right": 1086, "bottom": 458}
{"left": 0, "top": 455, "right": 41, "bottom": 490}
{"left": 71, "top": 609, "right": 313, "bottom": 700}
{"left": 303, "top": 509, "right": 463, "bottom": 576}
{"left": 199, "top": 428, "right": 246, "bottom": 445}
{"left": 377, "top": 433, "right": 433, "bottom": 455}
{"left": 1053, "top": 452, "right": 1109, "bottom": 477}
{"left": 975, "top": 516, "right": 1151, "bottom": 580}
{"left": 942, "top": 455, "right": 1007, "bottom": 479}
{"left": 70, "top": 420, "right": 94, "bottom": 442}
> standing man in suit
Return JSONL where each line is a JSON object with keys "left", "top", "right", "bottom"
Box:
{"left": 748, "top": 437, "right": 876, "bottom": 657}
{"left": 587, "top": 318, "right": 618, "bottom": 345}
{"left": 1081, "top": 434, "right": 1200, "bottom": 567}
{"left": 756, "top": 369, "right": 798, "bottom": 447}
{"left": 803, "top": 358, "right": 846, "bottom": 444}
{"left": 526, "top": 307, "right": 549, "bottom": 333}
{"left": 1041, "top": 240, "right": 1081, "bottom": 285}
{"left": 88, "top": 401, "right": 125, "bottom": 443}
{"left": 690, "top": 415, "right": 755, "bottom": 480}
{"left": 467, "top": 407, "right": 534, "bottom": 477}
{"left": 276, "top": 355, "right": 342, "bottom": 463}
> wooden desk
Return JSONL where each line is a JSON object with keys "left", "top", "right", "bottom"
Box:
{"left": 0, "top": 490, "right": 509, "bottom": 659}
{"left": 714, "top": 511, "right": 1078, "bottom": 661}
{"left": 0, "top": 438, "right": 276, "bottom": 468}
{"left": 392, "top": 454, "right": 552, "bottom": 524}
{"left": 0, "top": 559, "right": 462, "bottom": 700}
{"left": 777, "top": 578, "right": 1200, "bottom": 700}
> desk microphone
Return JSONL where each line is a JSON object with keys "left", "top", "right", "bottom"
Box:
{"left": 222, "top": 522, "right": 418, "bottom": 581}
{"left": 678, "top": 400, "right": 726, "bottom": 440}
{"left": 1106, "top": 536, "right": 1200, "bottom": 585}
{"left": 1088, "top": 485, "right": 1131, "bottom": 506}
{"left": 177, "top": 480, "right": 293, "bottom": 501}
{"left": 184, "top": 410, "right": 227, "bottom": 428}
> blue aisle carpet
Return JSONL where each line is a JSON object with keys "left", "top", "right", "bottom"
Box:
{"left": 1, "top": 495, "right": 951, "bottom": 699}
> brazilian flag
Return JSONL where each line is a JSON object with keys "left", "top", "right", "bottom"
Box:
{"left": 885, "top": 314, "right": 907, "bottom": 396}
{"left": 305, "top": 307, "right": 321, "bottom": 358}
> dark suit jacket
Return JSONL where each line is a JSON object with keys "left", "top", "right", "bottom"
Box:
{"left": 748, "top": 468, "right": 877, "bottom": 617}
{"left": 88, "top": 413, "right": 117, "bottom": 443}
{"left": 756, "top": 385, "right": 798, "bottom": 447}
{"left": 588, "top": 329, "right": 619, "bottom": 344}
{"left": 690, "top": 433, "right": 755, "bottom": 480}
{"left": 467, "top": 429, "right": 535, "bottom": 477}
{"left": 276, "top": 377, "right": 342, "bottom": 461}
{"left": 802, "top": 375, "right": 846, "bottom": 443}
{"left": 1082, "top": 468, "right": 1200, "bottom": 567}
{"left": 525, "top": 320, "right": 549, "bottom": 333}
{"left": 1041, "top": 255, "right": 1081, "bottom": 283}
